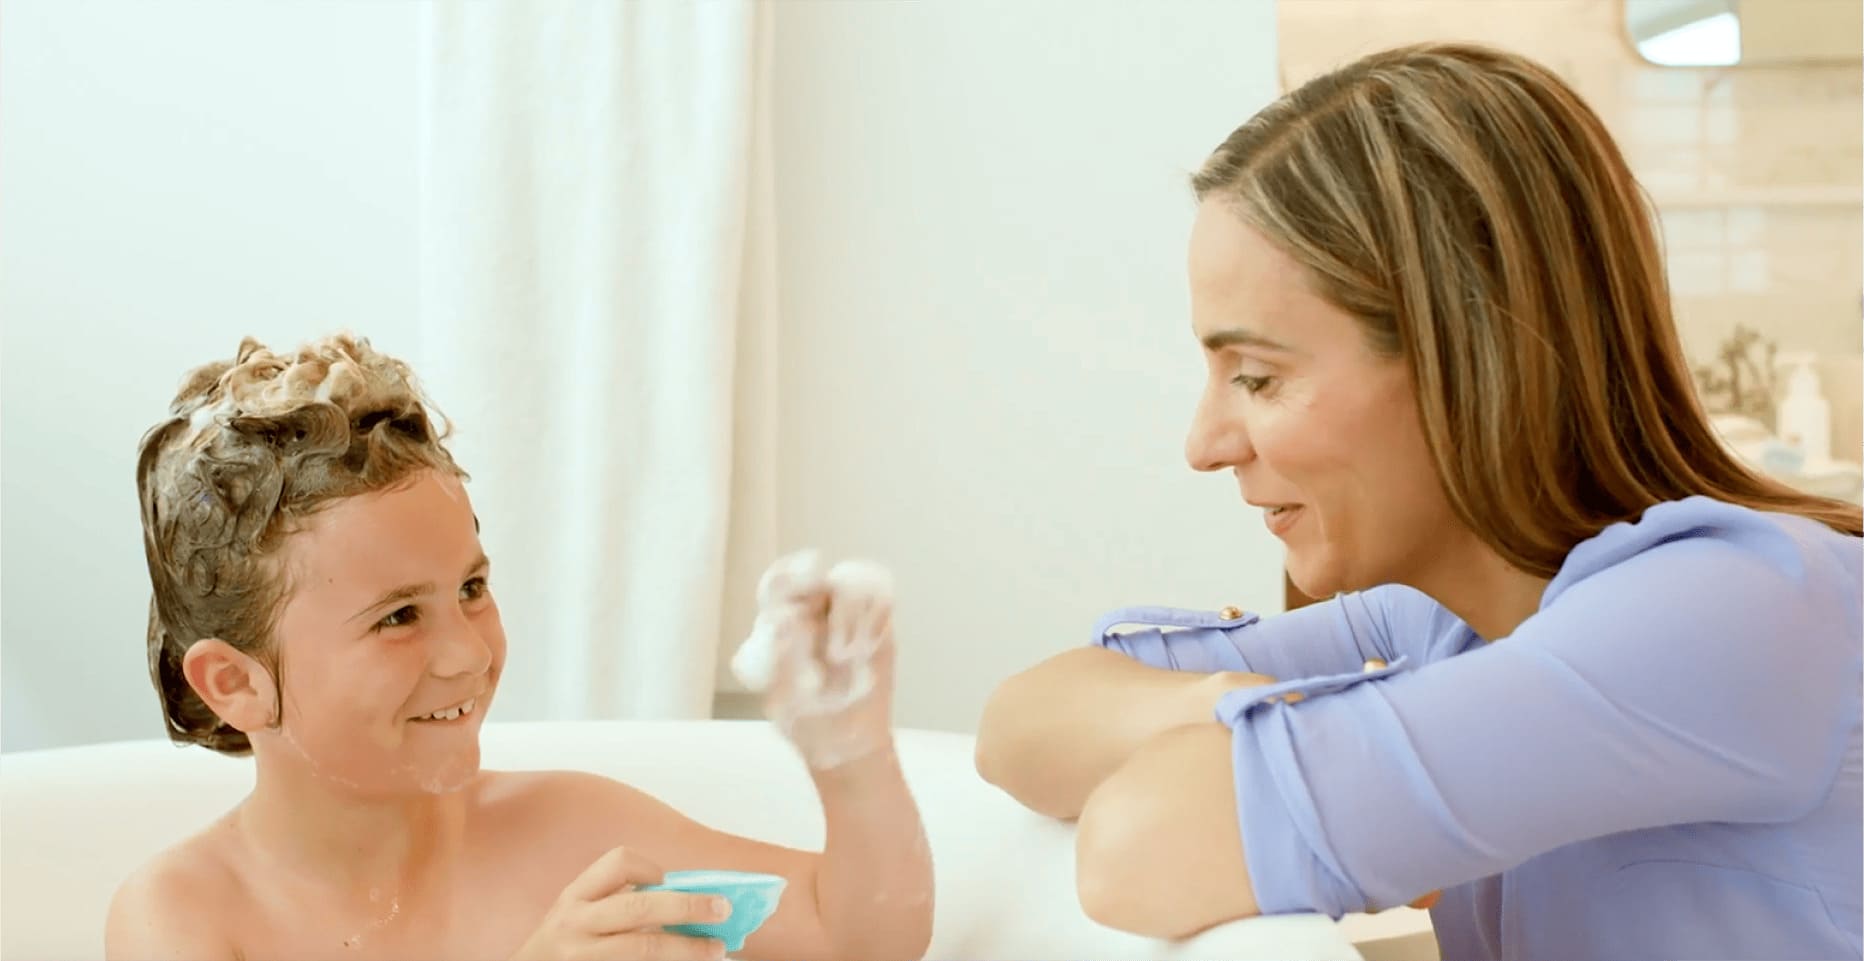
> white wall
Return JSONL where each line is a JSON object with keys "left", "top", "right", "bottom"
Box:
{"left": 762, "top": 0, "right": 1285, "bottom": 734}
{"left": 1, "top": 0, "right": 1284, "bottom": 751}
{"left": 1, "top": 0, "right": 422, "bottom": 751}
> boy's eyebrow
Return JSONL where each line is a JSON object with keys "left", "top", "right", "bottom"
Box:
{"left": 349, "top": 553, "right": 492, "bottom": 622}
{"left": 1200, "top": 327, "right": 1297, "bottom": 353}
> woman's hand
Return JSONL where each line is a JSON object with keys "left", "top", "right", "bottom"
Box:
{"left": 510, "top": 846, "right": 731, "bottom": 961}
{"left": 1192, "top": 668, "right": 1283, "bottom": 710}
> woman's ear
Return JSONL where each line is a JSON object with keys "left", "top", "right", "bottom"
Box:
{"left": 182, "top": 639, "right": 278, "bottom": 734}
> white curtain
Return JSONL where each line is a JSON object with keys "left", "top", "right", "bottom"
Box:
{"left": 417, "top": 0, "right": 777, "bottom": 721}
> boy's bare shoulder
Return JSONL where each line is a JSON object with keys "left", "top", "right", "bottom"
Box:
{"left": 106, "top": 832, "right": 243, "bottom": 960}
{"left": 478, "top": 768, "right": 666, "bottom": 821}
{"left": 464, "top": 769, "right": 677, "bottom": 879}
{"left": 474, "top": 769, "right": 707, "bottom": 855}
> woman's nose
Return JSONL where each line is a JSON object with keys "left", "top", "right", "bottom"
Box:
{"left": 1185, "top": 388, "right": 1252, "bottom": 472}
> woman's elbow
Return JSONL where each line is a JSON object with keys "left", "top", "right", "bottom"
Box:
{"left": 1075, "top": 788, "right": 1217, "bottom": 938}
{"left": 973, "top": 675, "right": 1049, "bottom": 797}
{"left": 971, "top": 680, "right": 1018, "bottom": 786}
{"left": 1076, "top": 812, "right": 1169, "bottom": 936}
{"left": 1074, "top": 727, "right": 1259, "bottom": 939}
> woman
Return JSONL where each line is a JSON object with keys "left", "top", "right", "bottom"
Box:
{"left": 976, "top": 42, "right": 1861, "bottom": 961}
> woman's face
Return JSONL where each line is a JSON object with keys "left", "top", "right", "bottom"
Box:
{"left": 1183, "top": 200, "right": 1464, "bottom": 598}
{"left": 253, "top": 468, "right": 506, "bottom": 797}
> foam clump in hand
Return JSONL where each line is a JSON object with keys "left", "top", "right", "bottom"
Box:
{"left": 731, "top": 549, "right": 897, "bottom": 768}
{"left": 728, "top": 549, "right": 823, "bottom": 693}
{"left": 731, "top": 550, "right": 894, "bottom": 712}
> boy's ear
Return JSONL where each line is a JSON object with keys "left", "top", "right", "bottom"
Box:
{"left": 181, "top": 639, "right": 278, "bottom": 734}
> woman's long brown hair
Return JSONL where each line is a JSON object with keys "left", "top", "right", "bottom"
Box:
{"left": 1194, "top": 42, "right": 1861, "bottom": 577}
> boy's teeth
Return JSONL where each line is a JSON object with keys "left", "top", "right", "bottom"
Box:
{"left": 421, "top": 698, "right": 475, "bottom": 721}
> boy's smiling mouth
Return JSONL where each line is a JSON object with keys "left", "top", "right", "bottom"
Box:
{"left": 410, "top": 697, "right": 477, "bottom": 723}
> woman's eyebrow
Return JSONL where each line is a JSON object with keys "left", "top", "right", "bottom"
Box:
{"left": 1200, "top": 326, "right": 1297, "bottom": 353}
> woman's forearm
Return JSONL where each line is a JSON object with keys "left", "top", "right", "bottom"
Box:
{"left": 975, "top": 647, "right": 1263, "bottom": 819}
{"left": 810, "top": 744, "right": 934, "bottom": 961}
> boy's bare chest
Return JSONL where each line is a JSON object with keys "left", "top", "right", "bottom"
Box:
{"left": 227, "top": 825, "right": 610, "bottom": 961}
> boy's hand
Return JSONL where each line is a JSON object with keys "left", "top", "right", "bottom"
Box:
{"left": 741, "top": 551, "right": 898, "bottom": 770}
{"left": 510, "top": 846, "right": 729, "bottom": 961}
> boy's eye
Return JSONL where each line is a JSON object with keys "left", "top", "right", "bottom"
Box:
{"left": 461, "top": 576, "right": 490, "bottom": 601}
{"left": 376, "top": 605, "right": 419, "bottom": 630}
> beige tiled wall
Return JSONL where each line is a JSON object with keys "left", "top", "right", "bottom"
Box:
{"left": 1280, "top": 0, "right": 1862, "bottom": 485}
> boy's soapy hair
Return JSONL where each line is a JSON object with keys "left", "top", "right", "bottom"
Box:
{"left": 135, "top": 334, "right": 466, "bottom": 754}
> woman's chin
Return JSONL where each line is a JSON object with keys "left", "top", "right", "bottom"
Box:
{"left": 1286, "top": 555, "right": 1349, "bottom": 600}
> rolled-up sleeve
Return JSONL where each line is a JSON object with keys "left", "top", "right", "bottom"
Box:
{"left": 1218, "top": 535, "right": 1858, "bottom": 917}
{"left": 1094, "top": 586, "right": 1435, "bottom": 679}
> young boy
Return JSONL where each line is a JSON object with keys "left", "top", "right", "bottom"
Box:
{"left": 108, "top": 334, "right": 933, "bottom": 961}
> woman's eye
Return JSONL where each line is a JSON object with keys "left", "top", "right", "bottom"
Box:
{"left": 1231, "top": 374, "right": 1274, "bottom": 394}
{"left": 376, "top": 605, "right": 419, "bottom": 630}
{"left": 461, "top": 576, "right": 490, "bottom": 602}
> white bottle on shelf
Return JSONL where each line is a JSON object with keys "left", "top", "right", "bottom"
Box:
{"left": 1775, "top": 352, "right": 1832, "bottom": 470}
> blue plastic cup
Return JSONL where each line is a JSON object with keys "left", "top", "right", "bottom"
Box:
{"left": 638, "top": 869, "right": 789, "bottom": 952}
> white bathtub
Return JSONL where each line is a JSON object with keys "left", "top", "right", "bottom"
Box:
{"left": 0, "top": 719, "right": 1362, "bottom": 961}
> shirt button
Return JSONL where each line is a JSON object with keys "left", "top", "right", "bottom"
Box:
{"left": 1219, "top": 605, "right": 1243, "bottom": 620}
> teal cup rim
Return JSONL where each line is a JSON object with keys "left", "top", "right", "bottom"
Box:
{"left": 644, "top": 869, "right": 788, "bottom": 890}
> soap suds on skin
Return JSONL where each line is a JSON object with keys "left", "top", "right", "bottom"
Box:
{"left": 341, "top": 891, "right": 401, "bottom": 949}
{"left": 280, "top": 725, "right": 365, "bottom": 792}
